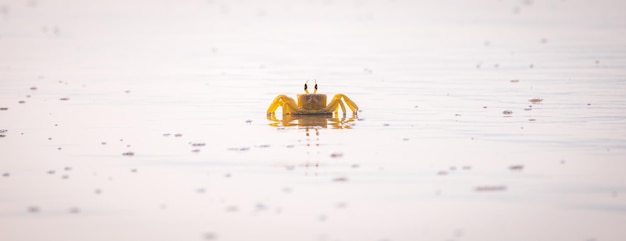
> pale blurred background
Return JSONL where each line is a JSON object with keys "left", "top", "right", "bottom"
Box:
{"left": 1, "top": 0, "right": 626, "bottom": 241}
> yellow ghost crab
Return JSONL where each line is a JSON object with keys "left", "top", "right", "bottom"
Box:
{"left": 267, "top": 80, "right": 359, "bottom": 116}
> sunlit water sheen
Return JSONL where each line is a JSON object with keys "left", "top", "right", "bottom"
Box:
{"left": 1, "top": 0, "right": 626, "bottom": 241}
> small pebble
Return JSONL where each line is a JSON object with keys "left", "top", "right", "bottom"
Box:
{"left": 330, "top": 152, "right": 343, "bottom": 158}
{"left": 122, "top": 151, "right": 134, "bottom": 156}
{"left": 475, "top": 185, "right": 507, "bottom": 192}
{"left": 0, "top": 107, "right": 8, "bottom": 111}
{"left": 502, "top": 110, "right": 513, "bottom": 115}
{"left": 2, "top": 173, "right": 9, "bottom": 177}
{"left": 203, "top": 232, "right": 218, "bottom": 240}
{"left": 529, "top": 98, "right": 543, "bottom": 104}
{"left": 27, "top": 206, "right": 40, "bottom": 213}
{"left": 69, "top": 207, "right": 80, "bottom": 214}
{"left": 226, "top": 206, "right": 238, "bottom": 212}
{"left": 509, "top": 165, "right": 524, "bottom": 171}
{"left": 191, "top": 142, "right": 206, "bottom": 147}
{"left": 59, "top": 97, "right": 69, "bottom": 101}
{"left": 332, "top": 177, "right": 348, "bottom": 182}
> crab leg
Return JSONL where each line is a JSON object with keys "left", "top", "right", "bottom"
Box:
{"left": 325, "top": 94, "right": 358, "bottom": 114}
{"left": 267, "top": 95, "right": 300, "bottom": 115}
{"left": 326, "top": 97, "right": 346, "bottom": 114}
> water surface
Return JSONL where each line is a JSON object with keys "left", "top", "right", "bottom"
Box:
{"left": 1, "top": 0, "right": 626, "bottom": 241}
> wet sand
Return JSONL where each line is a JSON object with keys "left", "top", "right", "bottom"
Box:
{"left": 1, "top": 0, "right": 626, "bottom": 241}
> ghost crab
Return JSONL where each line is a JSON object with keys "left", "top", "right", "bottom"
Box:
{"left": 267, "top": 80, "right": 359, "bottom": 116}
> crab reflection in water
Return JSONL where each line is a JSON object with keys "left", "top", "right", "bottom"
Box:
{"left": 267, "top": 114, "right": 357, "bottom": 129}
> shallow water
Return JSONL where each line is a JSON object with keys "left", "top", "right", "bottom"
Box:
{"left": 2, "top": 0, "right": 626, "bottom": 241}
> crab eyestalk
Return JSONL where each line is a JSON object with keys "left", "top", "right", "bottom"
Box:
{"left": 314, "top": 80, "right": 318, "bottom": 94}
{"left": 304, "top": 80, "right": 309, "bottom": 94}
